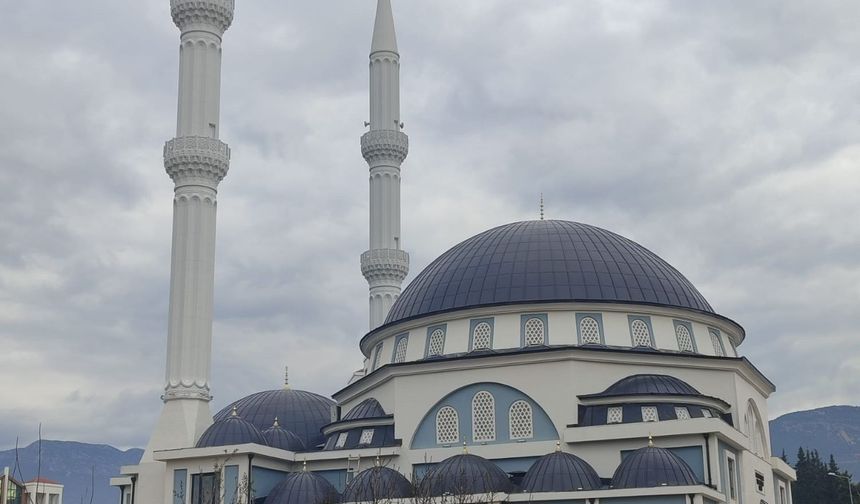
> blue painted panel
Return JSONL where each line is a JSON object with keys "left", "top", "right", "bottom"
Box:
{"left": 411, "top": 382, "right": 559, "bottom": 449}
{"left": 223, "top": 466, "right": 239, "bottom": 504}
{"left": 173, "top": 469, "right": 187, "bottom": 504}
{"left": 493, "top": 456, "right": 540, "bottom": 473}
{"left": 316, "top": 469, "right": 348, "bottom": 493}
{"left": 251, "top": 467, "right": 288, "bottom": 500}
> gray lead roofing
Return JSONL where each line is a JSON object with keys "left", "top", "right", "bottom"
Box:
{"left": 583, "top": 374, "right": 702, "bottom": 399}
{"left": 384, "top": 220, "right": 714, "bottom": 326}
{"left": 611, "top": 446, "right": 699, "bottom": 489}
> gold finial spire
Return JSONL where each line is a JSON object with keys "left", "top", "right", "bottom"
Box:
{"left": 273, "top": 417, "right": 280, "bottom": 428}
{"left": 555, "top": 441, "right": 561, "bottom": 452}
{"left": 540, "top": 193, "right": 545, "bottom": 220}
{"left": 462, "top": 440, "right": 469, "bottom": 454}
{"left": 284, "top": 366, "right": 291, "bottom": 389}
{"left": 302, "top": 458, "right": 307, "bottom": 472}
{"left": 648, "top": 434, "right": 654, "bottom": 447}
{"left": 231, "top": 406, "right": 238, "bottom": 417}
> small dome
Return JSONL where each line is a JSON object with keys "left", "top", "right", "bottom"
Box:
{"left": 196, "top": 409, "right": 266, "bottom": 448}
{"left": 520, "top": 451, "right": 602, "bottom": 493}
{"left": 384, "top": 220, "right": 714, "bottom": 326}
{"left": 341, "top": 466, "right": 413, "bottom": 503}
{"left": 342, "top": 398, "right": 386, "bottom": 420}
{"left": 612, "top": 445, "right": 698, "bottom": 489}
{"left": 262, "top": 419, "right": 307, "bottom": 452}
{"left": 264, "top": 471, "right": 339, "bottom": 504}
{"left": 595, "top": 374, "right": 700, "bottom": 398}
{"left": 420, "top": 454, "right": 513, "bottom": 497}
{"left": 215, "top": 388, "right": 334, "bottom": 448}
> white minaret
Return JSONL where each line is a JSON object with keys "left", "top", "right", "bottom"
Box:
{"left": 143, "top": 0, "right": 234, "bottom": 462}
{"left": 361, "top": 0, "right": 410, "bottom": 330}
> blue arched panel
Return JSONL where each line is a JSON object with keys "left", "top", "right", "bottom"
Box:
{"left": 410, "top": 382, "right": 558, "bottom": 449}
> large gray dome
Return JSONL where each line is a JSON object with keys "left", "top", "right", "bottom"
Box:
{"left": 384, "top": 220, "right": 713, "bottom": 325}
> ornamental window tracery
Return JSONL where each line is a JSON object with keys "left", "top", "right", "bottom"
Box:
{"left": 524, "top": 318, "right": 546, "bottom": 346}
{"left": 472, "top": 322, "right": 492, "bottom": 350}
{"left": 509, "top": 400, "right": 534, "bottom": 440}
{"left": 393, "top": 337, "right": 408, "bottom": 363}
{"left": 631, "top": 319, "right": 653, "bottom": 347}
{"left": 359, "top": 429, "right": 374, "bottom": 445}
{"left": 472, "top": 391, "right": 496, "bottom": 442}
{"left": 335, "top": 432, "right": 348, "bottom": 449}
{"left": 710, "top": 330, "right": 726, "bottom": 356}
{"left": 641, "top": 406, "right": 659, "bottom": 422}
{"left": 676, "top": 324, "right": 694, "bottom": 352}
{"left": 371, "top": 342, "right": 384, "bottom": 370}
{"left": 675, "top": 407, "right": 691, "bottom": 420}
{"left": 435, "top": 406, "right": 459, "bottom": 445}
{"left": 580, "top": 317, "right": 601, "bottom": 344}
{"left": 607, "top": 406, "right": 623, "bottom": 424}
{"left": 428, "top": 329, "right": 446, "bottom": 357}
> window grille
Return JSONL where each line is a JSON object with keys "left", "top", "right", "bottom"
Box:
{"left": 509, "top": 400, "right": 534, "bottom": 440}
{"left": 472, "top": 322, "right": 492, "bottom": 350}
{"left": 641, "top": 406, "right": 659, "bottom": 422}
{"left": 675, "top": 407, "right": 691, "bottom": 420}
{"left": 701, "top": 409, "right": 713, "bottom": 418}
{"left": 580, "top": 317, "right": 601, "bottom": 344}
{"left": 676, "top": 324, "right": 694, "bottom": 352}
{"left": 394, "top": 337, "right": 408, "bottom": 363}
{"left": 371, "top": 343, "right": 383, "bottom": 370}
{"left": 435, "top": 407, "right": 459, "bottom": 445}
{"left": 524, "top": 318, "right": 545, "bottom": 346}
{"left": 711, "top": 331, "right": 725, "bottom": 356}
{"left": 472, "top": 391, "right": 496, "bottom": 442}
{"left": 428, "top": 329, "right": 445, "bottom": 356}
{"left": 607, "top": 406, "right": 623, "bottom": 424}
{"left": 335, "top": 432, "right": 348, "bottom": 448}
{"left": 359, "top": 429, "right": 374, "bottom": 445}
{"left": 631, "top": 319, "right": 652, "bottom": 347}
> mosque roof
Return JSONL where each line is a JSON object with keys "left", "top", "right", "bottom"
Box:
{"left": 341, "top": 466, "right": 413, "bottom": 503}
{"left": 196, "top": 409, "right": 266, "bottom": 448}
{"left": 383, "top": 220, "right": 715, "bottom": 327}
{"left": 611, "top": 445, "right": 699, "bottom": 489}
{"left": 262, "top": 419, "right": 307, "bottom": 452}
{"left": 581, "top": 374, "right": 701, "bottom": 399}
{"left": 520, "top": 450, "right": 603, "bottom": 493}
{"left": 264, "top": 471, "right": 339, "bottom": 504}
{"left": 419, "top": 453, "right": 514, "bottom": 496}
{"left": 342, "top": 398, "right": 387, "bottom": 420}
{"left": 215, "top": 388, "right": 334, "bottom": 449}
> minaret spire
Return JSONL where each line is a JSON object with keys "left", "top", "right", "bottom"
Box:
{"left": 361, "top": 0, "right": 410, "bottom": 330}
{"left": 143, "top": 0, "right": 234, "bottom": 463}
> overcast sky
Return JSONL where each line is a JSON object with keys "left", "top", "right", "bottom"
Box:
{"left": 1, "top": 0, "right": 858, "bottom": 450}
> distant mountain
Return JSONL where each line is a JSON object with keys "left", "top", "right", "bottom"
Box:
{"left": 770, "top": 405, "right": 860, "bottom": 477}
{"left": 0, "top": 440, "right": 142, "bottom": 504}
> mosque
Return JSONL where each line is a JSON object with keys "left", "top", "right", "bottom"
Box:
{"left": 111, "top": 1, "right": 797, "bottom": 503}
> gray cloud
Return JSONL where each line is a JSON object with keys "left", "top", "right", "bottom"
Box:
{"left": 1, "top": 0, "right": 858, "bottom": 450}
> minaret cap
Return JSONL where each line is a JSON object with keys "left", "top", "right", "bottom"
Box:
{"left": 371, "top": 0, "right": 399, "bottom": 54}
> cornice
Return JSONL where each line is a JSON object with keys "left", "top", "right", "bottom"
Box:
{"left": 164, "top": 136, "right": 230, "bottom": 187}
{"left": 362, "top": 130, "right": 408, "bottom": 165}
{"left": 170, "top": 0, "right": 234, "bottom": 35}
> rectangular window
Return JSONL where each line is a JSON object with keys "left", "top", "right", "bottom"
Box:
{"left": 173, "top": 469, "right": 187, "bottom": 504}
{"left": 335, "top": 432, "right": 349, "bottom": 449}
{"left": 359, "top": 429, "right": 374, "bottom": 445}
{"left": 780, "top": 485, "right": 787, "bottom": 504}
{"left": 607, "top": 406, "right": 623, "bottom": 424}
{"left": 224, "top": 466, "right": 239, "bottom": 504}
{"left": 727, "top": 456, "right": 738, "bottom": 501}
{"left": 191, "top": 473, "right": 218, "bottom": 504}
{"left": 702, "top": 409, "right": 713, "bottom": 418}
{"left": 675, "top": 407, "right": 690, "bottom": 420}
{"left": 641, "top": 406, "right": 659, "bottom": 422}
{"left": 755, "top": 471, "right": 765, "bottom": 493}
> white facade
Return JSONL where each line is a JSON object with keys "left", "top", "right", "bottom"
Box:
{"left": 24, "top": 480, "right": 63, "bottom": 504}
{"left": 114, "top": 2, "right": 797, "bottom": 504}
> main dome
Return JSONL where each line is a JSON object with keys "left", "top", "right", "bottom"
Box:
{"left": 385, "top": 220, "right": 713, "bottom": 325}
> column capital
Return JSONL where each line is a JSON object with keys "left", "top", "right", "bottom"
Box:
{"left": 164, "top": 136, "right": 230, "bottom": 188}
{"left": 170, "top": 0, "right": 234, "bottom": 35}
{"left": 362, "top": 130, "right": 409, "bottom": 166}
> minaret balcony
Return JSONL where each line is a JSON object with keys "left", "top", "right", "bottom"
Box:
{"left": 170, "top": 0, "right": 235, "bottom": 34}
{"left": 361, "top": 248, "right": 410, "bottom": 284}
{"left": 362, "top": 130, "right": 409, "bottom": 165}
{"left": 164, "top": 136, "right": 231, "bottom": 186}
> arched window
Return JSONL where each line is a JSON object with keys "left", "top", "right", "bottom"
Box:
{"left": 509, "top": 400, "right": 534, "bottom": 440}
{"left": 710, "top": 330, "right": 725, "bottom": 356}
{"left": 746, "top": 400, "right": 767, "bottom": 457}
{"left": 580, "top": 317, "right": 601, "bottom": 345}
{"left": 435, "top": 407, "right": 459, "bottom": 445}
{"left": 371, "top": 342, "right": 384, "bottom": 370}
{"left": 524, "top": 318, "right": 546, "bottom": 346}
{"left": 631, "top": 319, "right": 652, "bottom": 347}
{"left": 676, "top": 324, "right": 694, "bottom": 352}
{"left": 393, "top": 337, "right": 408, "bottom": 363}
{"left": 472, "top": 322, "right": 492, "bottom": 350}
{"left": 472, "top": 391, "right": 496, "bottom": 442}
{"left": 428, "top": 329, "right": 445, "bottom": 357}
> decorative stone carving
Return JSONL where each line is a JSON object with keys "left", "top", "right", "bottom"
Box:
{"left": 361, "top": 248, "right": 410, "bottom": 283}
{"left": 163, "top": 383, "right": 211, "bottom": 402}
{"left": 170, "top": 0, "right": 234, "bottom": 35}
{"left": 361, "top": 130, "right": 409, "bottom": 165}
{"left": 164, "top": 136, "right": 230, "bottom": 185}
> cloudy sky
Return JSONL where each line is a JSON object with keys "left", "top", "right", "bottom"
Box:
{"left": 1, "top": 0, "right": 858, "bottom": 450}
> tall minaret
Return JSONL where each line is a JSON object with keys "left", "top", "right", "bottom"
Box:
{"left": 361, "top": 0, "right": 410, "bottom": 330}
{"left": 143, "top": 0, "right": 234, "bottom": 461}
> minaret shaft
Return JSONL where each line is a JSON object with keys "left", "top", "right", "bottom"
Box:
{"left": 362, "top": 0, "right": 409, "bottom": 331}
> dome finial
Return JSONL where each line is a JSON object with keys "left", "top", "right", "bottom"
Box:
{"left": 273, "top": 416, "right": 280, "bottom": 428}
{"left": 540, "top": 193, "right": 544, "bottom": 220}
{"left": 462, "top": 440, "right": 469, "bottom": 454}
{"left": 648, "top": 434, "right": 654, "bottom": 447}
{"left": 555, "top": 441, "right": 561, "bottom": 452}
{"left": 231, "top": 406, "right": 238, "bottom": 417}
{"left": 303, "top": 458, "right": 308, "bottom": 472}
{"left": 284, "top": 366, "right": 291, "bottom": 389}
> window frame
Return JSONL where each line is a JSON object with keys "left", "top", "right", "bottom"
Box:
{"left": 641, "top": 405, "right": 659, "bottom": 422}
{"left": 371, "top": 342, "right": 384, "bottom": 371}
{"left": 674, "top": 406, "right": 691, "bottom": 420}
{"left": 520, "top": 314, "right": 548, "bottom": 347}
{"left": 725, "top": 452, "right": 739, "bottom": 502}
{"left": 576, "top": 313, "right": 605, "bottom": 345}
{"left": 607, "top": 406, "right": 624, "bottom": 424}
{"left": 508, "top": 400, "right": 534, "bottom": 440}
{"left": 710, "top": 328, "right": 727, "bottom": 357}
{"left": 359, "top": 428, "right": 375, "bottom": 446}
{"left": 435, "top": 406, "right": 460, "bottom": 445}
{"left": 469, "top": 318, "right": 494, "bottom": 351}
{"left": 673, "top": 320, "right": 698, "bottom": 353}
{"left": 335, "top": 432, "right": 349, "bottom": 449}
{"left": 471, "top": 390, "right": 497, "bottom": 443}
{"left": 391, "top": 334, "right": 409, "bottom": 363}
{"left": 425, "top": 325, "right": 447, "bottom": 358}
{"left": 628, "top": 315, "right": 656, "bottom": 348}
